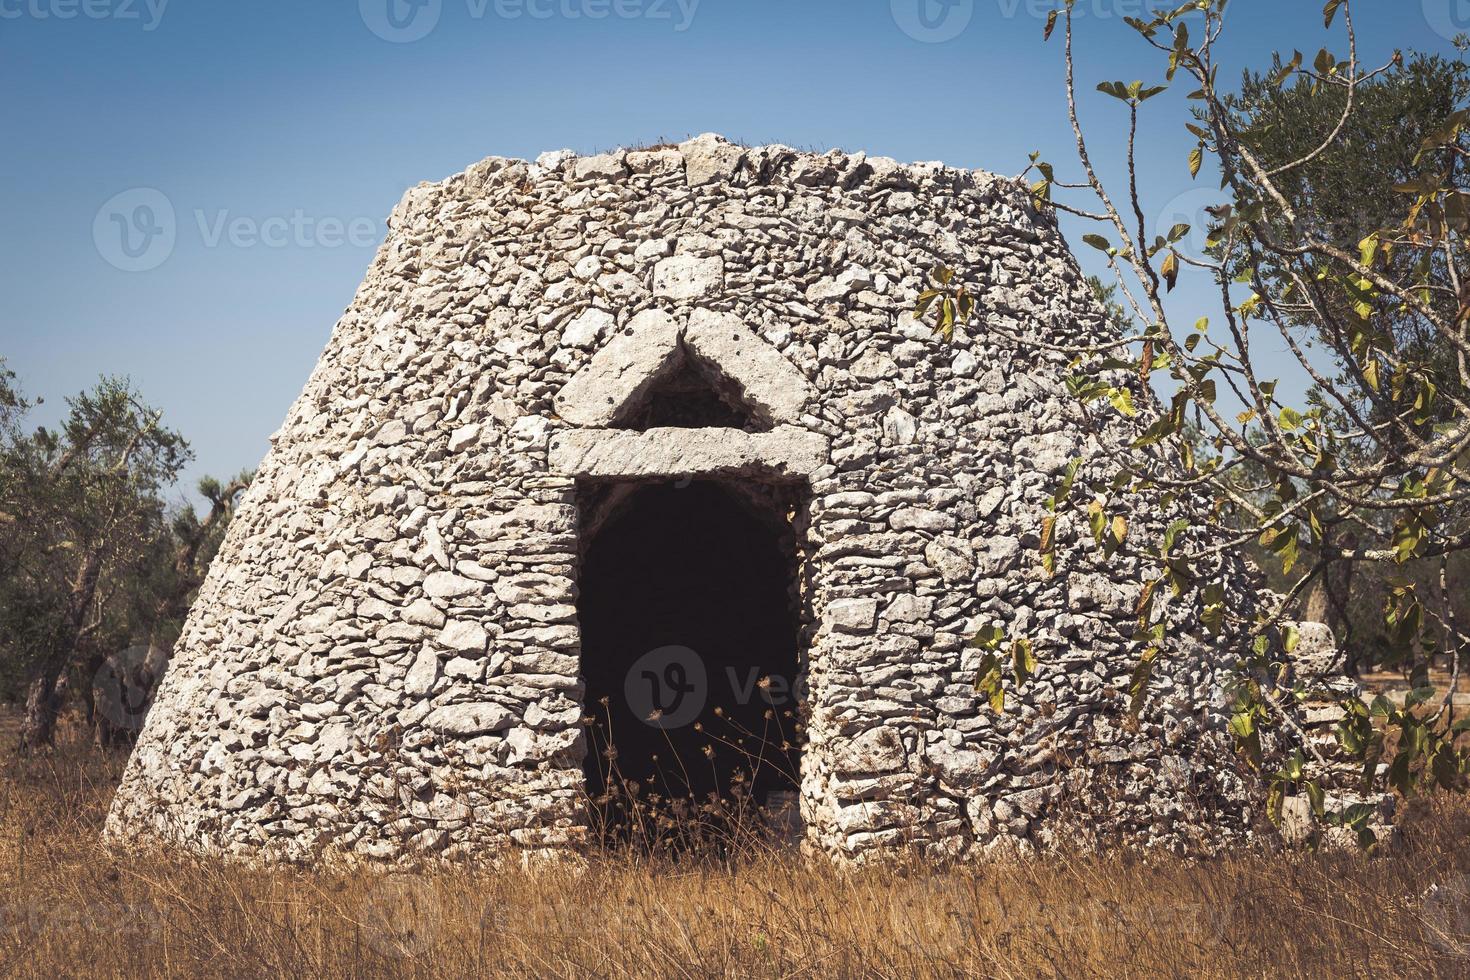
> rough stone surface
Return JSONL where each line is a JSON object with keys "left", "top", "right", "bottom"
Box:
{"left": 1279, "top": 617, "right": 1396, "bottom": 849}
{"left": 107, "top": 134, "right": 1298, "bottom": 864}
{"left": 653, "top": 255, "right": 723, "bottom": 301}
{"left": 549, "top": 426, "right": 829, "bottom": 480}
{"left": 553, "top": 309, "right": 680, "bottom": 426}
{"left": 683, "top": 308, "right": 815, "bottom": 424}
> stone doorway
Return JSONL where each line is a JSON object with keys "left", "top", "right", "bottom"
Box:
{"left": 576, "top": 479, "right": 805, "bottom": 842}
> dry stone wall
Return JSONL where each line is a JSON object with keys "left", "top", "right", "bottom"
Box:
{"left": 106, "top": 134, "right": 1273, "bottom": 862}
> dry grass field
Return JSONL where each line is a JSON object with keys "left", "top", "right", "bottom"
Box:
{"left": 1, "top": 710, "right": 1468, "bottom": 978}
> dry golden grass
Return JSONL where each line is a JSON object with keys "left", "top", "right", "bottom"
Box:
{"left": 1, "top": 717, "right": 1469, "bottom": 978}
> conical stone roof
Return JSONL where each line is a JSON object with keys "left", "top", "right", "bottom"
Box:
{"left": 104, "top": 134, "right": 1269, "bottom": 863}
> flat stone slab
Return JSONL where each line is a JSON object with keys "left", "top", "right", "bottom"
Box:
{"left": 550, "top": 425, "right": 829, "bottom": 480}
{"left": 553, "top": 309, "right": 680, "bottom": 427}
{"left": 684, "top": 309, "right": 815, "bottom": 425}
{"left": 653, "top": 255, "right": 724, "bottom": 300}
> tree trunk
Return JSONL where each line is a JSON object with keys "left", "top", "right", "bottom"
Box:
{"left": 1325, "top": 531, "right": 1359, "bottom": 677}
{"left": 18, "top": 549, "right": 102, "bottom": 752}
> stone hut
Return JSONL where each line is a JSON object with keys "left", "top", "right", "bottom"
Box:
{"left": 105, "top": 134, "right": 1273, "bottom": 862}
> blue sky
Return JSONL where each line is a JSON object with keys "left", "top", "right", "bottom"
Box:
{"left": 0, "top": 0, "right": 1459, "bottom": 505}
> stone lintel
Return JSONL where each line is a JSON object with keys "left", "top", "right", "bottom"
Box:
{"left": 549, "top": 425, "right": 829, "bottom": 480}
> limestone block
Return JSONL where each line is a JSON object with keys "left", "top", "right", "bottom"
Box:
{"left": 553, "top": 309, "right": 680, "bottom": 427}
{"left": 653, "top": 255, "right": 724, "bottom": 301}
{"left": 683, "top": 308, "right": 816, "bottom": 424}
{"left": 561, "top": 308, "right": 613, "bottom": 349}
{"left": 826, "top": 598, "right": 879, "bottom": 634}
{"left": 680, "top": 133, "right": 746, "bottom": 186}
{"left": 438, "top": 620, "right": 489, "bottom": 654}
{"left": 549, "top": 426, "right": 829, "bottom": 480}
{"left": 424, "top": 702, "right": 515, "bottom": 736}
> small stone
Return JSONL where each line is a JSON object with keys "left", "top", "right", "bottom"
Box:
{"left": 977, "top": 486, "right": 1006, "bottom": 518}
{"left": 634, "top": 238, "right": 674, "bottom": 262}
{"left": 424, "top": 702, "right": 515, "bottom": 736}
{"left": 438, "top": 620, "right": 489, "bottom": 654}
{"left": 573, "top": 152, "right": 627, "bottom": 180}
{"left": 882, "top": 407, "right": 918, "bottom": 445}
{"left": 405, "top": 647, "right": 439, "bottom": 696}
{"left": 832, "top": 728, "right": 905, "bottom": 775}
{"left": 884, "top": 594, "right": 934, "bottom": 624}
{"left": 890, "top": 508, "right": 955, "bottom": 533}
{"left": 680, "top": 133, "right": 745, "bottom": 186}
{"left": 404, "top": 599, "right": 446, "bottom": 628}
{"left": 925, "top": 537, "right": 974, "bottom": 583}
{"left": 448, "top": 424, "right": 482, "bottom": 453}
{"left": 572, "top": 255, "right": 603, "bottom": 280}
{"left": 653, "top": 255, "right": 724, "bottom": 300}
{"left": 850, "top": 348, "right": 898, "bottom": 381}
{"left": 445, "top": 656, "right": 485, "bottom": 681}
{"left": 827, "top": 598, "right": 878, "bottom": 634}
{"left": 562, "top": 308, "right": 613, "bottom": 348}
{"left": 424, "top": 572, "right": 479, "bottom": 599}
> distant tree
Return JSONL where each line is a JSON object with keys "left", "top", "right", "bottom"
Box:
{"left": 0, "top": 376, "right": 190, "bottom": 750}
{"left": 1228, "top": 52, "right": 1470, "bottom": 668}
{"left": 87, "top": 472, "right": 249, "bottom": 747}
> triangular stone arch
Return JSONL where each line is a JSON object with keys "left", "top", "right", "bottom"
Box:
{"left": 550, "top": 308, "right": 828, "bottom": 481}
{"left": 620, "top": 355, "right": 759, "bottom": 431}
{"left": 554, "top": 309, "right": 816, "bottom": 429}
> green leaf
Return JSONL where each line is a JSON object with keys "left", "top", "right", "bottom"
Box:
{"left": 1012, "top": 638, "right": 1037, "bottom": 687}
{"left": 1055, "top": 458, "right": 1083, "bottom": 505}
{"left": 1404, "top": 686, "right": 1438, "bottom": 710}
{"left": 1161, "top": 250, "right": 1180, "bottom": 292}
{"left": 1161, "top": 518, "right": 1190, "bottom": 555}
{"left": 1083, "top": 233, "right": 1112, "bottom": 253}
{"left": 1188, "top": 144, "right": 1203, "bottom": 179}
{"left": 1129, "top": 647, "right": 1160, "bottom": 718}
{"left": 1362, "top": 357, "right": 1380, "bottom": 392}
{"left": 976, "top": 652, "right": 1005, "bottom": 714}
{"left": 1359, "top": 232, "right": 1380, "bottom": 267}
{"left": 1388, "top": 750, "right": 1413, "bottom": 795}
{"left": 1270, "top": 50, "right": 1303, "bottom": 87}
{"left": 1323, "top": 0, "right": 1344, "bottom": 28}
{"left": 970, "top": 623, "right": 1006, "bottom": 651}
{"left": 1109, "top": 387, "right": 1137, "bottom": 417}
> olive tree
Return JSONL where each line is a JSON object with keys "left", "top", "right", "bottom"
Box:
{"left": 0, "top": 376, "right": 190, "bottom": 750}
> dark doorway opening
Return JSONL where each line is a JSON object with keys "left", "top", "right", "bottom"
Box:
{"left": 577, "top": 480, "right": 804, "bottom": 845}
